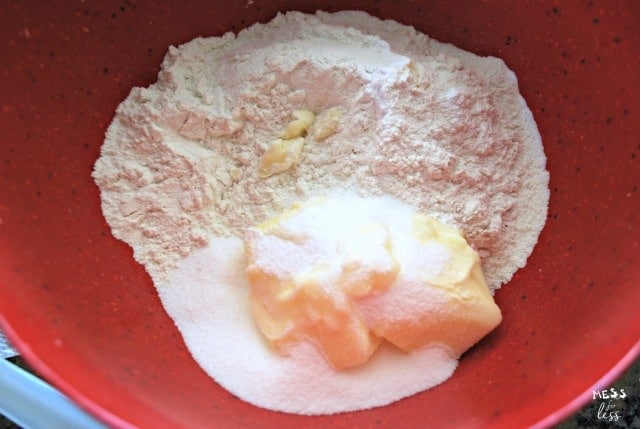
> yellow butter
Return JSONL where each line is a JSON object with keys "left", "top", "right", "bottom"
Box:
{"left": 257, "top": 137, "right": 305, "bottom": 178}
{"left": 368, "top": 213, "right": 502, "bottom": 355}
{"left": 280, "top": 109, "right": 315, "bottom": 139}
{"left": 313, "top": 107, "right": 342, "bottom": 141}
{"left": 244, "top": 195, "right": 502, "bottom": 369}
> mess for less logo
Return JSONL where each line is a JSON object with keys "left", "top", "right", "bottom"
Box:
{"left": 593, "top": 387, "right": 629, "bottom": 400}
{"left": 592, "top": 388, "right": 628, "bottom": 422}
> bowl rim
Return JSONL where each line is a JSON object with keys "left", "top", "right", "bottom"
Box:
{"left": 2, "top": 313, "right": 640, "bottom": 428}
{"left": 530, "top": 340, "right": 640, "bottom": 428}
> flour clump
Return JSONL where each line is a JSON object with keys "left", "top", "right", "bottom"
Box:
{"left": 92, "top": 10, "right": 549, "bottom": 415}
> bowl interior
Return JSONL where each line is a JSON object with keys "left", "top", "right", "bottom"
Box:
{"left": 0, "top": 1, "right": 639, "bottom": 428}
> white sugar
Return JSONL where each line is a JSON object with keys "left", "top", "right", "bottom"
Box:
{"left": 159, "top": 236, "right": 457, "bottom": 415}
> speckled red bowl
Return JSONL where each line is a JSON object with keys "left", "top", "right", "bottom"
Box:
{"left": 1, "top": 1, "right": 638, "bottom": 428}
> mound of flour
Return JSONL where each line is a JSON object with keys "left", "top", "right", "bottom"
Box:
{"left": 92, "top": 10, "right": 549, "bottom": 414}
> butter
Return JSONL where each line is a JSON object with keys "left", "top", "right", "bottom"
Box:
{"left": 312, "top": 107, "right": 342, "bottom": 141}
{"left": 258, "top": 109, "right": 316, "bottom": 178}
{"left": 366, "top": 213, "right": 502, "bottom": 355}
{"left": 258, "top": 137, "right": 305, "bottom": 178}
{"left": 244, "top": 195, "right": 502, "bottom": 369}
{"left": 280, "top": 109, "right": 315, "bottom": 139}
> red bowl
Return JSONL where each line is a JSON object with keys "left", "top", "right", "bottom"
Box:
{"left": 1, "top": 1, "right": 638, "bottom": 428}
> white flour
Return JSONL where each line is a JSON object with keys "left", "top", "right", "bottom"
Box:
{"left": 93, "top": 10, "right": 549, "bottom": 414}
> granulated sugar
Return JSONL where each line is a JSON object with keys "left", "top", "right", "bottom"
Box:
{"left": 93, "top": 10, "right": 550, "bottom": 415}
{"left": 160, "top": 236, "right": 458, "bottom": 414}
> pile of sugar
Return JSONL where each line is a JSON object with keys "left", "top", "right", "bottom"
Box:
{"left": 163, "top": 235, "right": 457, "bottom": 414}
{"left": 92, "top": 10, "right": 550, "bottom": 415}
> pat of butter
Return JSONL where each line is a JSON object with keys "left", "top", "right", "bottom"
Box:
{"left": 244, "top": 195, "right": 502, "bottom": 369}
{"left": 361, "top": 213, "right": 502, "bottom": 356}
